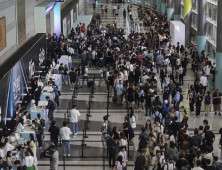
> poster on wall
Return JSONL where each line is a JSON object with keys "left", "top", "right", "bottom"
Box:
{"left": 0, "top": 17, "right": 6, "bottom": 51}
{"left": 63, "top": 17, "right": 67, "bottom": 37}
{"left": 71, "top": 9, "right": 73, "bottom": 26}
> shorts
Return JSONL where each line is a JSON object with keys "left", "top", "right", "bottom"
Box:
{"left": 214, "top": 104, "right": 221, "bottom": 111}
{"left": 204, "top": 104, "right": 211, "bottom": 112}
{"left": 140, "top": 96, "right": 144, "bottom": 103}
{"left": 70, "top": 79, "right": 76, "bottom": 84}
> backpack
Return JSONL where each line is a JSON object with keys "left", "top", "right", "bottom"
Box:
{"left": 205, "top": 95, "right": 211, "bottom": 104}
{"left": 106, "top": 121, "right": 112, "bottom": 134}
{"left": 165, "top": 117, "right": 171, "bottom": 127}
{"left": 51, "top": 101, "right": 57, "bottom": 110}
{"left": 180, "top": 94, "right": 183, "bottom": 102}
{"left": 181, "top": 135, "right": 189, "bottom": 149}
{"left": 40, "top": 119, "right": 45, "bottom": 127}
{"left": 134, "top": 113, "right": 138, "bottom": 121}
{"left": 140, "top": 133, "right": 149, "bottom": 148}
{"left": 154, "top": 112, "right": 161, "bottom": 123}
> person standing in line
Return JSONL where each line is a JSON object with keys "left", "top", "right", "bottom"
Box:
{"left": 134, "top": 149, "right": 146, "bottom": 170}
{"left": 48, "top": 145, "right": 59, "bottom": 170}
{"left": 142, "top": 147, "right": 152, "bottom": 170}
{"left": 200, "top": 73, "right": 208, "bottom": 94}
{"left": 178, "top": 65, "right": 184, "bottom": 86}
{"left": 204, "top": 91, "right": 212, "bottom": 116}
{"left": 134, "top": 18, "right": 138, "bottom": 32}
{"left": 48, "top": 121, "right": 60, "bottom": 148}
{"left": 45, "top": 96, "right": 54, "bottom": 122}
{"left": 108, "top": 72, "right": 114, "bottom": 97}
{"left": 131, "top": 19, "right": 134, "bottom": 32}
{"left": 196, "top": 91, "right": 203, "bottom": 118}
{"left": 156, "top": 52, "right": 163, "bottom": 74}
{"left": 98, "top": 66, "right": 105, "bottom": 86}
{"left": 75, "top": 64, "right": 81, "bottom": 88}
{"left": 69, "top": 68, "right": 76, "bottom": 91}
{"left": 60, "top": 122, "right": 72, "bottom": 156}
{"left": 107, "top": 132, "right": 117, "bottom": 169}
{"left": 116, "top": 80, "right": 123, "bottom": 105}
{"left": 70, "top": 105, "right": 81, "bottom": 138}
{"left": 212, "top": 89, "right": 222, "bottom": 116}
{"left": 123, "top": 9, "right": 126, "bottom": 19}
{"left": 82, "top": 64, "right": 89, "bottom": 86}
{"left": 51, "top": 84, "right": 59, "bottom": 108}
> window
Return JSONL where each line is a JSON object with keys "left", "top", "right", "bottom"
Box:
{"left": 206, "top": 2, "right": 217, "bottom": 25}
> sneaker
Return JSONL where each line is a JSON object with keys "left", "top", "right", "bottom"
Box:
{"left": 38, "top": 147, "right": 42, "bottom": 149}
{"left": 215, "top": 112, "right": 217, "bottom": 115}
{"left": 63, "top": 154, "right": 66, "bottom": 156}
{"left": 73, "top": 135, "right": 75, "bottom": 138}
{"left": 68, "top": 154, "right": 71, "bottom": 157}
{"left": 75, "top": 133, "right": 77, "bottom": 136}
{"left": 71, "top": 88, "right": 73, "bottom": 91}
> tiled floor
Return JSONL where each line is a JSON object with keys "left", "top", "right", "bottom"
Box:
{"left": 37, "top": 0, "right": 222, "bottom": 169}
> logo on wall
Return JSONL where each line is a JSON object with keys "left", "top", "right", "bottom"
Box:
{"left": 39, "top": 48, "right": 45, "bottom": 66}
{"left": 29, "top": 60, "right": 35, "bottom": 79}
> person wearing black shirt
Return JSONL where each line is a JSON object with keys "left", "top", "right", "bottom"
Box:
{"left": 75, "top": 65, "right": 81, "bottom": 88}
{"left": 31, "top": 75, "right": 37, "bottom": 95}
{"left": 204, "top": 159, "right": 215, "bottom": 170}
{"left": 14, "top": 160, "right": 23, "bottom": 170}
{"left": 162, "top": 87, "right": 170, "bottom": 103}
{"left": 145, "top": 91, "right": 152, "bottom": 116}
{"left": 106, "top": 132, "right": 117, "bottom": 168}
{"left": 108, "top": 72, "right": 114, "bottom": 97}
{"left": 48, "top": 121, "right": 60, "bottom": 147}
{"left": 204, "top": 125, "right": 215, "bottom": 152}
{"left": 69, "top": 68, "right": 76, "bottom": 90}
{"left": 169, "top": 116, "right": 180, "bottom": 137}
{"left": 134, "top": 149, "right": 146, "bottom": 170}
{"left": 196, "top": 91, "right": 203, "bottom": 118}
{"left": 194, "top": 80, "right": 204, "bottom": 95}
{"left": 212, "top": 89, "right": 222, "bottom": 116}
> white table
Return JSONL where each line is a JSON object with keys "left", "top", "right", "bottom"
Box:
{"left": 40, "top": 86, "right": 54, "bottom": 101}
{"left": 20, "top": 125, "right": 36, "bottom": 141}
{"left": 51, "top": 74, "right": 62, "bottom": 91}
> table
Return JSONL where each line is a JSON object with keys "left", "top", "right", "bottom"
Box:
{"left": 59, "top": 55, "right": 72, "bottom": 70}
{"left": 51, "top": 74, "right": 62, "bottom": 91}
{"left": 30, "top": 101, "right": 49, "bottom": 123}
{"left": 20, "top": 125, "right": 36, "bottom": 141}
{"left": 40, "top": 86, "right": 54, "bottom": 101}
{"left": 52, "top": 64, "right": 60, "bottom": 74}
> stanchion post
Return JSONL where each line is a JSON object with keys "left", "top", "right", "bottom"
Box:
{"left": 63, "top": 154, "right": 65, "bottom": 170}
{"left": 128, "top": 139, "right": 130, "bottom": 157}
{"left": 103, "top": 156, "right": 105, "bottom": 170}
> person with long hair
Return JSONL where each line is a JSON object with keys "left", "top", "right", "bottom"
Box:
{"left": 6, "top": 151, "right": 14, "bottom": 170}
{"left": 167, "top": 141, "right": 178, "bottom": 161}
{"left": 29, "top": 134, "right": 38, "bottom": 165}
{"left": 112, "top": 127, "right": 120, "bottom": 143}
{"left": 115, "top": 155, "right": 123, "bottom": 170}
{"left": 193, "top": 150, "right": 202, "bottom": 167}
{"left": 187, "top": 148, "right": 197, "bottom": 168}
{"left": 15, "top": 119, "right": 25, "bottom": 133}
{"left": 145, "top": 119, "right": 152, "bottom": 134}
{"left": 148, "top": 133, "right": 156, "bottom": 156}
{"left": 25, "top": 151, "right": 35, "bottom": 170}
{"left": 163, "top": 128, "right": 169, "bottom": 145}
{"left": 129, "top": 109, "right": 136, "bottom": 132}
{"left": 157, "top": 133, "right": 163, "bottom": 144}
{"left": 117, "top": 146, "right": 127, "bottom": 170}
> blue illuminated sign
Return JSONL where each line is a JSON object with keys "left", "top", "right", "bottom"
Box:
{"left": 45, "top": 2, "right": 56, "bottom": 15}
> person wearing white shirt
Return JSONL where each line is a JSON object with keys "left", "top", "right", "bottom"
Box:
{"left": 70, "top": 105, "right": 81, "bottom": 137}
{"left": 193, "top": 160, "right": 204, "bottom": 170}
{"left": 163, "top": 157, "right": 175, "bottom": 170}
{"left": 24, "top": 152, "right": 34, "bottom": 169}
{"left": 4, "top": 139, "right": 14, "bottom": 154}
{"left": 0, "top": 144, "right": 6, "bottom": 158}
{"left": 51, "top": 58, "right": 56, "bottom": 68}
{"left": 200, "top": 73, "right": 208, "bottom": 94}
{"left": 60, "top": 122, "right": 72, "bottom": 156}
{"left": 152, "top": 121, "right": 164, "bottom": 134}
{"left": 37, "top": 79, "right": 44, "bottom": 89}
{"left": 46, "top": 69, "right": 52, "bottom": 82}
{"left": 22, "top": 111, "right": 30, "bottom": 124}
{"left": 141, "top": 73, "right": 149, "bottom": 86}
{"left": 117, "top": 146, "right": 128, "bottom": 169}
{"left": 153, "top": 141, "right": 162, "bottom": 156}
{"left": 15, "top": 120, "right": 25, "bottom": 133}
{"left": 9, "top": 131, "right": 21, "bottom": 143}
{"left": 82, "top": 65, "right": 89, "bottom": 86}
{"left": 151, "top": 151, "right": 165, "bottom": 170}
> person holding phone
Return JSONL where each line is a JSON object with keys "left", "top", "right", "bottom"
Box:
{"left": 151, "top": 150, "right": 165, "bottom": 170}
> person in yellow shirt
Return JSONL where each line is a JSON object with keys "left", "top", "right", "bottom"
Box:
{"left": 29, "top": 134, "right": 38, "bottom": 165}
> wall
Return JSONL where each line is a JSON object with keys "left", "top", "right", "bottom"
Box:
{"left": 0, "top": 0, "right": 17, "bottom": 66}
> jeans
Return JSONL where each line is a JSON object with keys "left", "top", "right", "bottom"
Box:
{"left": 62, "top": 140, "right": 70, "bottom": 154}
{"left": 109, "top": 149, "right": 116, "bottom": 167}
{"left": 54, "top": 95, "right": 59, "bottom": 107}
{"left": 48, "top": 109, "right": 54, "bottom": 122}
{"left": 36, "top": 133, "right": 42, "bottom": 147}
{"left": 72, "top": 122, "right": 78, "bottom": 135}
{"left": 131, "top": 26, "right": 134, "bottom": 32}
{"left": 145, "top": 105, "right": 152, "bottom": 116}
{"left": 64, "top": 75, "right": 69, "bottom": 84}
{"left": 156, "top": 64, "right": 161, "bottom": 73}
{"left": 76, "top": 77, "right": 81, "bottom": 88}
{"left": 62, "top": 74, "right": 65, "bottom": 83}
{"left": 208, "top": 80, "right": 212, "bottom": 91}
{"left": 82, "top": 76, "right": 89, "bottom": 85}
{"left": 135, "top": 24, "right": 138, "bottom": 31}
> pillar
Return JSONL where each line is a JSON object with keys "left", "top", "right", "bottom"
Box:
{"left": 167, "top": 0, "right": 173, "bottom": 24}
{"left": 129, "top": 0, "right": 133, "bottom": 5}
{"left": 197, "top": 0, "right": 206, "bottom": 55}
{"left": 141, "top": 0, "right": 145, "bottom": 8}
{"left": 157, "top": 0, "right": 161, "bottom": 12}
{"left": 174, "top": 0, "right": 181, "bottom": 21}
{"left": 216, "top": 0, "right": 222, "bottom": 92}
{"left": 184, "top": 0, "right": 192, "bottom": 45}
{"left": 161, "top": 0, "right": 166, "bottom": 14}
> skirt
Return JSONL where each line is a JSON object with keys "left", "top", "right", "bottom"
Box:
{"left": 204, "top": 104, "right": 211, "bottom": 112}
{"left": 26, "top": 165, "right": 35, "bottom": 170}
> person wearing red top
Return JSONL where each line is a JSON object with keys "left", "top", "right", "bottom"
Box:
{"left": 137, "top": 53, "right": 143, "bottom": 68}
{"left": 81, "top": 24, "right": 85, "bottom": 33}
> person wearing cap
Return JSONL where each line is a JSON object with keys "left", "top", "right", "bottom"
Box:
{"left": 45, "top": 96, "right": 54, "bottom": 122}
{"left": 163, "top": 157, "right": 175, "bottom": 170}
{"left": 70, "top": 105, "right": 81, "bottom": 138}
{"left": 0, "top": 157, "right": 9, "bottom": 170}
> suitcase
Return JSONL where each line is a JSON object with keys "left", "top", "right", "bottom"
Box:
{"left": 112, "top": 95, "right": 117, "bottom": 103}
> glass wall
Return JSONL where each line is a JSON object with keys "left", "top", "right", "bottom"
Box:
{"left": 206, "top": 22, "right": 217, "bottom": 45}
{"left": 206, "top": 41, "right": 216, "bottom": 59}
{"left": 192, "top": 0, "right": 198, "bottom": 12}
{"left": 206, "top": 2, "right": 217, "bottom": 25}
{"left": 191, "top": 13, "right": 197, "bottom": 30}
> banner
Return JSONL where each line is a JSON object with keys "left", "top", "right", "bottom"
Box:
{"left": 184, "top": 0, "right": 192, "bottom": 17}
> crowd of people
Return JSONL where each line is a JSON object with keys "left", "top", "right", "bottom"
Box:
{"left": 0, "top": 2, "right": 221, "bottom": 170}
